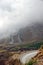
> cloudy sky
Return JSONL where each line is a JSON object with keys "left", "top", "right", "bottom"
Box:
{"left": 0, "top": 0, "right": 43, "bottom": 37}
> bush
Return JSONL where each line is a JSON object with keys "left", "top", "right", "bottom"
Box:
{"left": 25, "top": 59, "right": 36, "bottom": 65}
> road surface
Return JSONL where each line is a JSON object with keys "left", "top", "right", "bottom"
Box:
{"left": 20, "top": 50, "right": 39, "bottom": 64}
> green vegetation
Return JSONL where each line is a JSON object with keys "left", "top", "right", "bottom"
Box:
{"left": 26, "top": 42, "right": 43, "bottom": 50}
{"left": 25, "top": 59, "right": 37, "bottom": 65}
{"left": 18, "top": 42, "right": 43, "bottom": 50}
{"left": 1, "top": 42, "right": 43, "bottom": 51}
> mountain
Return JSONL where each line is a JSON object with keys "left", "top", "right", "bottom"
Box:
{"left": 18, "top": 22, "right": 43, "bottom": 43}
{"left": 0, "top": 22, "right": 43, "bottom": 45}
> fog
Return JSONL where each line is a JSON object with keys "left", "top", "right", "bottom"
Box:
{"left": 0, "top": 0, "right": 43, "bottom": 38}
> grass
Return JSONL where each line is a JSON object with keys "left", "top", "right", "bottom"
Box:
{"left": 0, "top": 50, "right": 6, "bottom": 52}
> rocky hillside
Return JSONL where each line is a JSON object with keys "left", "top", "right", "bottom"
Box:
{"left": 25, "top": 46, "right": 43, "bottom": 65}
{"left": 19, "top": 22, "right": 43, "bottom": 43}
{"left": 0, "top": 22, "right": 43, "bottom": 44}
{"left": 33, "top": 46, "right": 43, "bottom": 65}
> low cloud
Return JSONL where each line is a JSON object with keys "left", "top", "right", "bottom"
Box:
{"left": 0, "top": 0, "right": 43, "bottom": 38}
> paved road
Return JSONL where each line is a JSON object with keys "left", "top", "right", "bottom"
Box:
{"left": 20, "top": 50, "right": 39, "bottom": 64}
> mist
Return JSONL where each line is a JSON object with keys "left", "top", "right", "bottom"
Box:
{"left": 0, "top": 0, "right": 43, "bottom": 38}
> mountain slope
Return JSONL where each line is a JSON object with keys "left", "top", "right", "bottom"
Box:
{"left": 19, "top": 22, "right": 43, "bottom": 43}
{"left": 0, "top": 22, "right": 43, "bottom": 44}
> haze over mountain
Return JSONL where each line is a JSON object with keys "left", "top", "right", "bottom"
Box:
{"left": 0, "top": 22, "right": 43, "bottom": 44}
{"left": 0, "top": 0, "right": 43, "bottom": 39}
{"left": 19, "top": 22, "right": 43, "bottom": 43}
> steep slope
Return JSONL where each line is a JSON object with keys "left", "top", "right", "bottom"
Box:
{"left": 0, "top": 22, "right": 43, "bottom": 44}
{"left": 19, "top": 22, "right": 43, "bottom": 43}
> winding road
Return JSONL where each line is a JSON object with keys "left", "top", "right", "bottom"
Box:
{"left": 20, "top": 50, "right": 39, "bottom": 64}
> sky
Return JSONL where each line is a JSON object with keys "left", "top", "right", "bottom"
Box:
{"left": 0, "top": 0, "right": 43, "bottom": 38}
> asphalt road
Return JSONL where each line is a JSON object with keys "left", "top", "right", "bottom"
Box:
{"left": 20, "top": 50, "right": 39, "bottom": 64}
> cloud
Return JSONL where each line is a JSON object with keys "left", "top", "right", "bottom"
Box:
{"left": 0, "top": 0, "right": 43, "bottom": 38}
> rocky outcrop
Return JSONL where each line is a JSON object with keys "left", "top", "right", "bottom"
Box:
{"left": 0, "top": 51, "right": 21, "bottom": 65}
{"left": 32, "top": 46, "right": 43, "bottom": 65}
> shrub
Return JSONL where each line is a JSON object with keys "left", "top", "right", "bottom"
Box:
{"left": 25, "top": 59, "right": 36, "bottom": 65}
